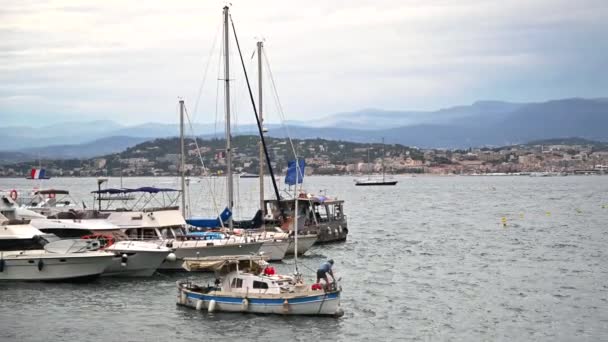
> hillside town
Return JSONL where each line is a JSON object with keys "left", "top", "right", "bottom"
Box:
{"left": 1, "top": 136, "right": 607, "bottom": 178}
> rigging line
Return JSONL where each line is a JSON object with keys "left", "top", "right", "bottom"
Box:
{"left": 262, "top": 50, "right": 299, "bottom": 166}
{"left": 191, "top": 18, "right": 222, "bottom": 124}
{"left": 229, "top": 14, "right": 281, "bottom": 202}
{"left": 184, "top": 104, "right": 222, "bottom": 219}
{"left": 263, "top": 49, "right": 307, "bottom": 194}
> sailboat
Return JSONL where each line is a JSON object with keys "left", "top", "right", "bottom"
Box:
{"left": 355, "top": 138, "right": 398, "bottom": 186}
{"left": 184, "top": 38, "right": 293, "bottom": 261}
{"left": 177, "top": 6, "right": 343, "bottom": 317}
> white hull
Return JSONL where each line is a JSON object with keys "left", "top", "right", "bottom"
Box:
{"left": 103, "top": 247, "right": 171, "bottom": 277}
{"left": 259, "top": 239, "right": 289, "bottom": 261}
{"left": 0, "top": 252, "right": 113, "bottom": 281}
{"left": 286, "top": 235, "right": 317, "bottom": 255}
{"left": 178, "top": 286, "right": 343, "bottom": 316}
{"left": 159, "top": 241, "right": 264, "bottom": 270}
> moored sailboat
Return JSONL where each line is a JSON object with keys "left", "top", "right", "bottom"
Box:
{"left": 176, "top": 6, "right": 343, "bottom": 316}
{"left": 355, "top": 138, "right": 398, "bottom": 186}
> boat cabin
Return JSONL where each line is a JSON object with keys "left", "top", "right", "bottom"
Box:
{"left": 222, "top": 272, "right": 288, "bottom": 295}
{"left": 264, "top": 195, "right": 346, "bottom": 230}
{"left": 215, "top": 257, "right": 292, "bottom": 295}
{"left": 0, "top": 215, "right": 60, "bottom": 251}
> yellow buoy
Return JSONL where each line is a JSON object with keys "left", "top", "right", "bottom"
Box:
{"left": 501, "top": 217, "right": 507, "bottom": 227}
{"left": 546, "top": 211, "right": 551, "bottom": 216}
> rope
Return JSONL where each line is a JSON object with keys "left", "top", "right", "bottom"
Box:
{"left": 191, "top": 17, "right": 222, "bottom": 124}
{"left": 183, "top": 104, "right": 223, "bottom": 224}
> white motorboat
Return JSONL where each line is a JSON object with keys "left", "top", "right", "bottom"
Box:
{"left": 94, "top": 205, "right": 263, "bottom": 271}
{"left": 29, "top": 218, "right": 174, "bottom": 277}
{"left": 0, "top": 216, "right": 113, "bottom": 281}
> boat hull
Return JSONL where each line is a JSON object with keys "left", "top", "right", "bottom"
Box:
{"left": 285, "top": 235, "right": 317, "bottom": 255}
{"left": 355, "top": 181, "right": 398, "bottom": 186}
{"left": 177, "top": 285, "right": 343, "bottom": 317}
{"left": 0, "top": 253, "right": 113, "bottom": 281}
{"left": 159, "top": 241, "right": 264, "bottom": 270}
{"left": 305, "top": 222, "right": 348, "bottom": 244}
{"left": 103, "top": 249, "right": 171, "bottom": 277}
{"left": 259, "top": 240, "right": 289, "bottom": 261}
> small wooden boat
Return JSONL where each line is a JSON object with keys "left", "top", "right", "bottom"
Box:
{"left": 176, "top": 255, "right": 343, "bottom": 317}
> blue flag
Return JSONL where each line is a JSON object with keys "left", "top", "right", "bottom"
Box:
{"left": 285, "top": 159, "right": 305, "bottom": 185}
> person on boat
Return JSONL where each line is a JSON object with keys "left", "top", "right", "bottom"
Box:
{"left": 316, "top": 259, "right": 335, "bottom": 289}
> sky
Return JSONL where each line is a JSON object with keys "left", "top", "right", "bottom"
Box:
{"left": 1, "top": 0, "right": 607, "bottom": 127}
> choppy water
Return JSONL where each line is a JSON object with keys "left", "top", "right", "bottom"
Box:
{"left": 1, "top": 175, "right": 607, "bottom": 341}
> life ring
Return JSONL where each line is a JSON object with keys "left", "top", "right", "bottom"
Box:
{"left": 82, "top": 234, "right": 115, "bottom": 248}
{"left": 48, "top": 192, "right": 55, "bottom": 199}
{"left": 9, "top": 190, "right": 18, "bottom": 201}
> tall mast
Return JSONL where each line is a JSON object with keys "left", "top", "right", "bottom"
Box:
{"left": 294, "top": 159, "right": 299, "bottom": 270}
{"left": 223, "top": 6, "right": 234, "bottom": 228}
{"left": 257, "top": 41, "right": 265, "bottom": 216}
{"left": 179, "top": 99, "right": 186, "bottom": 217}
{"left": 381, "top": 137, "right": 386, "bottom": 182}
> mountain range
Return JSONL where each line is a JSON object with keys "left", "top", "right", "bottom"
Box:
{"left": 1, "top": 97, "right": 606, "bottom": 163}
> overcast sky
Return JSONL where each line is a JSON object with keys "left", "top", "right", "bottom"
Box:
{"left": 1, "top": 0, "right": 607, "bottom": 126}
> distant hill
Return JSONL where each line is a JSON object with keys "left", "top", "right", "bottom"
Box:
{"left": 16, "top": 136, "right": 149, "bottom": 160}
{"left": 524, "top": 137, "right": 608, "bottom": 148}
{"left": 0, "top": 151, "right": 35, "bottom": 165}
{"left": 1, "top": 97, "right": 607, "bottom": 152}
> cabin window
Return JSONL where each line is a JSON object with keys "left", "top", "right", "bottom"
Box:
{"left": 334, "top": 204, "right": 342, "bottom": 220}
{"left": 143, "top": 229, "right": 156, "bottom": 240}
{"left": 159, "top": 228, "right": 174, "bottom": 239}
{"left": 230, "top": 278, "right": 243, "bottom": 288}
{"left": 253, "top": 281, "right": 269, "bottom": 289}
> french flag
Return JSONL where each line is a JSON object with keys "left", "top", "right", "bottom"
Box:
{"left": 30, "top": 168, "right": 47, "bottom": 179}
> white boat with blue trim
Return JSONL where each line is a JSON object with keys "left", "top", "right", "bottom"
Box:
{"left": 176, "top": 256, "right": 343, "bottom": 317}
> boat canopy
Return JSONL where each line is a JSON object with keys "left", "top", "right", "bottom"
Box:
{"left": 182, "top": 255, "right": 268, "bottom": 274}
{"left": 91, "top": 187, "right": 179, "bottom": 194}
{"left": 186, "top": 207, "right": 232, "bottom": 228}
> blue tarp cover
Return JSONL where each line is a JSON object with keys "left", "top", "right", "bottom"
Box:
{"left": 186, "top": 207, "right": 232, "bottom": 228}
{"left": 285, "top": 159, "right": 305, "bottom": 185}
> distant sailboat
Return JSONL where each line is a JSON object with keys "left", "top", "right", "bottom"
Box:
{"left": 355, "top": 138, "right": 397, "bottom": 186}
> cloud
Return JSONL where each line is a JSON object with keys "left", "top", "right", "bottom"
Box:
{"left": 0, "top": 0, "right": 606, "bottom": 126}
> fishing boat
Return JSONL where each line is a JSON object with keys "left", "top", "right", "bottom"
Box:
{"left": 0, "top": 214, "right": 113, "bottom": 281}
{"left": 263, "top": 192, "right": 347, "bottom": 244}
{"left": 176, "top": 254, "right": 343, "bottom": 316}
{"left": 355, "top": 138, "right": 398, "bottom": 186}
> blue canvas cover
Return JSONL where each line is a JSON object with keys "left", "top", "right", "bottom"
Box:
{"left": 186, "top": 207, "right": 232, "bottom": 228}
{"left": 285, "top": 159, "right": 305, "bottom": 185}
